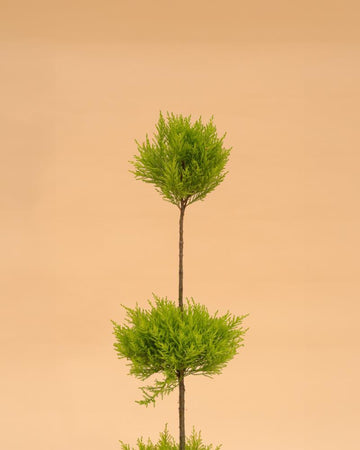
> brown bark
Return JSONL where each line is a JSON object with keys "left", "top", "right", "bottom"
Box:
{"left": 178, "top": 201, "right": 186, "bottom": 310}
{"left": 178, "top": 199, "right": 186, "bottom": 449}
{"left": 178, "top": 369, "right": 185, "bottom": 449}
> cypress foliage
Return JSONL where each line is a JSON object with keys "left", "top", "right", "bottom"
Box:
{"left": 112, "top": 296, "right": 248, "bottom": 406}
{"left": 119, "top": 424, "right": 222, "bottom": 450}
{"left": 112, "top": 112, "right": 248, "bottom": 449}
{"left": 130, "top": 112, "right": 231, "bottom": 208}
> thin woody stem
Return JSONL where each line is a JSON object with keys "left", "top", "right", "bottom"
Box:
{"left": 178, "top": 200, "right": 186, "bottom": 310}
{"left": 178, "top": 198, "right": 187, "bottom": 450}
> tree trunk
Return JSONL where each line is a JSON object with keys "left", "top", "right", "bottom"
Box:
{"left": 178, "top": 200, "right": 186, "bottom": 449}
{"left": 178, "top": 369, "right": 185, "bottom": 450}
{"left": 178, "top": 202, "right": 185, "bottom": 310}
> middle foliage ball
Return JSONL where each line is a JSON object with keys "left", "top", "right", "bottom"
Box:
{"left": 112, "top": 295, "right": 248, "bottom": 406}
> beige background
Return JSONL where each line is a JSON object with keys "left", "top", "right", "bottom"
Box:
{"left": 1, "top": 1, "right": 359, "bottom": 449}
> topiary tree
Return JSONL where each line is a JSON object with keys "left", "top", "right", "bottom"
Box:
{"left": 112, "top": 112, "right": 248, "bottom": 449}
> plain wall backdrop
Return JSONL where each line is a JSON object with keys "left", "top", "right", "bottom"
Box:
{"left": 1, "top": 1, "right": 359, "bottom": 449}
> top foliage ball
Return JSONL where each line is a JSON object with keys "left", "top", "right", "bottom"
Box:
{"left": 130, "top": 112, "right": 231, "bottom": 208}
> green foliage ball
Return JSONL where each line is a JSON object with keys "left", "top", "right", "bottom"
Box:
{"left": 112, "top": 295, "right": 248, "bottom": 406}
{"left": 119, "top": 424, "right": 222, "bottom": 450}
{"left": 130, "top": 112, "right": 231, "bottom": 208}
